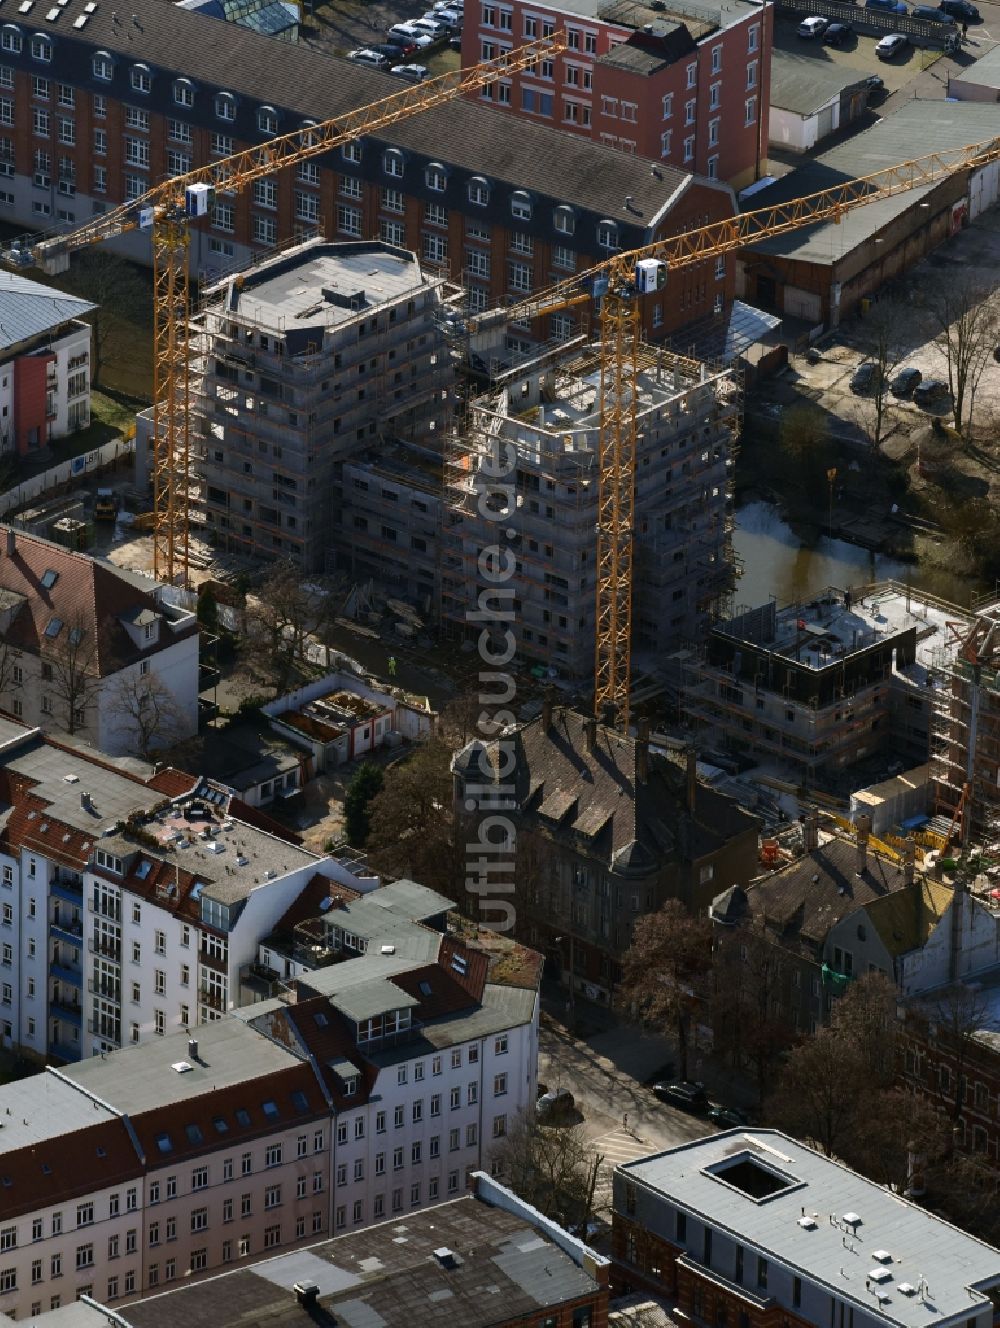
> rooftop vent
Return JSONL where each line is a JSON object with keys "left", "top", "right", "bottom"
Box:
{"left": 381, "top": 944, "right": 396, "bottom": 956}
{"left": 898, "top": 1284, "right": 917, "bottom": 1297}
{"left": 63, "top": 774, "right": 79, "bottom": 784}
{"left": 433, "top": 1247, "right": 460, "bottom": 1270}
{"left": 872, "top": 1251, "right": 892, "bottom": 1264}
{"left": 869, "top": 1268, "right": 892, "bottom": 1285}
{"left": 188, "top": 1037, "right": 199, "bottom": 1061}
{"left": 171, "top": 1060, "right": 193, "bottom": 1073}
{"left": 798, "top": 1215, "right": 817, "bottom": 1230}
{"left": 843, "top": 1213, "right": 862, "bottom": 1229}
{"left": 294, "top": 1283, "right": 319, "bottom": 1308}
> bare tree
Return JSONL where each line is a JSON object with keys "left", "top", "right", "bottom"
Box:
{"left": 913, "top": 982, "right": 995, "bottom": 1120}
{"left": 920, "top": 275, "right": 1000, "bottom": 435}
{"left": 366, "top": 736, "right": 458, "bottom": 896}
{"left": 489, "top": 1109, "right": 603, "bottom": 1231}
{"left": 69, "top": 250, "right": 151, "bottom": 390}
{"left": 245, "top": 561, "right": 319, "bottom": 691}
{"left": 618, "top": 900, "right": 713, "bottom": 1081}
{"left": 855, "top": 299, "right": 911, "bottom": 451}
{"left": 0, "top": 638, "right": 23, "bottom": 709}
{"left": 764, "top": 1025, "right": 868, "bottom": 1156}
{"left": 829, "top": 969, "right": 899, "bottom": 1089}
{"left": 44, "top": 614, "right": 101, "bottom": 736}
{"left": 111, "top": 669, "right": 187, "bottom": 759}
{"left": 712, "top": 923, "right": 795, "bottom": 1107}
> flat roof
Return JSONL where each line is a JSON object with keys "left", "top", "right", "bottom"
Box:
{"left": 952, "top": 42, "right": 1000, "bottom": 92}
{"left": 227, "top": 240, "right": 431, "bottom": 335}
{"left": 551, "top": 0, "right": 761, "bottom": 35}
{"left": 620, "top": 1130, "right": 1000, "bottom": 1328}
{"left": 124, "top": 1192, "right": 601, "bottom": 1328}
{"left": 718, "top": 582, "right": 970, "bottom": 682}
{"left": 770, "top": 49, "right": 869, "bottom": 115}
{"left": 0, "top": 1073, "right": 117, "bottom": 1154}
{"left": 746, "top": 102, "right": 1000, "bottom": 266}
{"left": 4, "top": 737, "right": 162, "bottom": 836}
{"left": 64, "top": 1016, "right": 302, "bottom": 1114}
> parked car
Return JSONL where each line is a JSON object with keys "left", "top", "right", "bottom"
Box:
{"left": 866, "top": 0, "right": 908, "bottom": 12}
{"left": 388, "top": 22, "right": 435, "bottom": 46}
{"left": 536, "top": 1088, "right": 576, "bottom": 1122}
{"left": 347, "top": 47, "right": 390, "bottom": 67}
{"left": 850, "top": 361, "right": 881, "bottom": 393}
{"left": 652, "top": 1081, "right": 709, "bottom": 1113}
{"left": 913, "top": 378, "right": 952, "bottom": 409}
{"left": 875, "top": 32, "right": 910, "bottom": 58}
{"left": 797, "top": 15, "right": 828, "bottom": 36}
{"left": 823, "top": 21, "right": 853, "bottom": 44}
{"left": 912, "top": 4, "right": 955, "bottom": 19}
{"left": 938, "top": 0, "right": 979, "bottom": 17}
{"left": 866, "top": 73, "right": 885, "bottom": 91}
{"left": 390, "top": 62, "right": 430, "bottom": 82}
{"left": 384, "top": 32, "right": 419, "bottom": 54}
{"left": 369, "top": 42, "right": 410, "bottom": 59}
{"left": 708, "top": 1105, "right": 750, "bottom": 1129}
{"left": 409, "top": 15, "right": 450, "bottom": 36}
{"left": 891, "top": 366, "right": 923, "bottom": 397}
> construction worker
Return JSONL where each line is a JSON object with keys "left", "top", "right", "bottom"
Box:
{"left": 388, "top": 656, "right": 398, "bottom": 678}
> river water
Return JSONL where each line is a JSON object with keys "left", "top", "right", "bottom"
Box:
{"left": 732, "top": 500, "right": 981, "bottom": 613}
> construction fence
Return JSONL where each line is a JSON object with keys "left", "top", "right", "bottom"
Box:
{"left": 0, "top": 436, "right": 135, "bottom": 520}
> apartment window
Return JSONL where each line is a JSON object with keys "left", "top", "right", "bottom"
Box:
{"left": 383, "top": 148, "right": 404, "bottom": 177}
{"left": 494, "top": 1073, "right": 508, "bottom": 1096}
{"left": 1, "top": 28, "right": 22, "bottom": 55}
{"left": 169, "top": 118, "right": 192, "bottom": 145}
{"left": 747, "top": 60, "right": 758, "bottom": 90}
{"left": 214, "top": 203, "right": 235, "bottom": 233}
{"left": 449, "top": 1128, "right": 460, "bottom": 1152}
{"left": 468, "top": 176, "right": 490, "bottom": 206}
{"left": 684, "top": 98, "right": 696, "bottom": 126}
{"left": 265, "top": 1144, "right": 282, "bottom": 1168}
{"left": 597, "top": 221, "right": 618, "bottom": 251}
{"left": 340, "top": 176, "right": 362, "bottom": 200}
{"left": 76, "top": 1245, "right": 93, "bottom": 1270}
{"left": 511, "top": 189, "right": 531, "bottom": 220}
{"left": 211, "top": 132, "right": 233, "bottom": 156}
{"left": 130, "top": 64, "right": 151, "bottom": 93}
{"left": 393, "top": 1147, "right": 404, "bottom": 1171}
{"left": 31, "top": 35, "right": 51, "bottom": 62}
{"left": 467, "top": 250, "right": 490, "bottom": 280}
{"left": 32, "top": 108, "right": 49, "bottom": 137}
{"left": 748, "top": 22, "right": 759, "bottom": 51}
{"left": 337, "top": 205, "right": 361, "bottom": 237}
{"left": 192, "top": 1167, "right": 208, "bottom": 1191}
{"left": 154, "top": 1009, "right": 165, "bottom": 1036}
{"left": 76, "top": 1204, "right": 93, "bottom": 1229}
{"left": 552, "top": 244, "right": 575, "bottom": 273}
{"left": 426, "top": 163, "right": 447, "bottom": 191}
{"left": 708, "top": 155, "right": 719, "bottom": 180}
{"left": 380, "top": 186, "right": 405, "bottom": 214}
{"left": 167, "top": 150, "right": 191, "bottom": 177}
{"left": 744, "top": 96, "right": 757, "bottom": 126}
{"left": 423, "top": 234, "right": 448, "bottom": 266}
{"left": 264, "top": 1186, "right": 281, "bottom": 1210}
{"left": 258, "top": 105, "right": 278, "bottom": 134}
{"left": 154, "top": 970, "right": 165, "bottom": 996}
{"left": 708, "top": 119, "right": 719, "bottom": 147}
{"left": 190, "top": 1209, "right": 207, "bottom": 1233}
{"left": 215, "top": 92, "right": 236, "bottom": 120}
{"left": 684, "top": 136, "right": 695, "bottom": 162}
{"left": 493, "top": 1114, "right": 507, "bottom": 1138}
{"left": 58, "top": 118, "right": 74, "bottom": 145}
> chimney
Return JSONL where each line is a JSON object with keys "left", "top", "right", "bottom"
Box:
{"left": 903, "top": 840, "right": 916, "bottom": 887}
{"left": 294, "top": 1283, "right": 320, "bottom": 1308}
{"left": 803, "top": 813, "right": 819, "bottom": 854}
{"left": 4, "top": 529, "right": 12, "bottom": 557}
{"left": 187, "top": 1037, "right": 199, "bottom": 1062}
{"left": 80, "top": 791, "right": 91, "bottom": 811}
{"left": 636, "top": 718, "right": 650, "bottom": 783}
{"left": 855, "top": 814, "right": 872, "bottom": 876}
{"left": 584, "top": 717, "right": 597, "bottom": 753}
{"left": 542, "top": 688, "right": 554, "bottom": 732}
{"left": 686, "top": 747, "right": 698, "bottom": 814}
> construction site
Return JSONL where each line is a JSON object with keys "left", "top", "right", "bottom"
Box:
{"left": 441, "top": 341, "right": 741, "bottom": 680}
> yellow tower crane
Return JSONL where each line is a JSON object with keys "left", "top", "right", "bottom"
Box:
{"left": 483, "top": 138, "right": 1000, "bottom": 730}
{"left": 25, "top": 34, "right": 568, "bottom": 584}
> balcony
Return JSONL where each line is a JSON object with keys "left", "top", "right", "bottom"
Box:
{"left": 49, "top": 916, "right": 83, "bottom": 948}
{"left": 88, "top": 935, "right": 121, "bottom": 962}
{"left": 239, "top": 961, "right": 281, "bottom": 1002}
{"left": 50, "top": 961, "right": 82, "bottom": 987}
{"left": 87, "top": 978, "right": 120, "bottom": 1002}
{"left": 51, "top": 875, "right": 83, "bottom": 907}
{"left": 199, "top": 945, "right": 228, "bottom": 973}
{"left": 47, "top": 1039, "right": 80, "bottom": 1063}
{"left": 50, "top": 998, "right": 82, "bottom": 1027}
{"left": 198, "top": 985, "right": 227, "bottom": 1012}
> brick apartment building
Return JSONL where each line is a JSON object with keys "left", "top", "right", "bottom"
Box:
{"left": 0, "top": 0, "right": 738, "bottom": 350}
{"left": 612, "top": 1129, "right": 1000, "bottom": 1326}
{"left": 462, "top": 0, "right": 773, "bottom": 189}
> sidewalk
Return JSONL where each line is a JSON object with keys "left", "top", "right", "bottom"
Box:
{"left": 539, "top": 979, "right": 760, "bottom": 1115}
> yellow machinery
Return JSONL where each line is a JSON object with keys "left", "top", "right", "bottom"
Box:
{"left": 488, "top": 139, "right": 1000, "bottom": 728}
{"left": 24, "top": 36, "right": 567, "bottom": 584}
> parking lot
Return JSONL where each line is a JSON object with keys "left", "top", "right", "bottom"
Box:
{"left": 300, "top": 0, "right": 462, "bottom": 72}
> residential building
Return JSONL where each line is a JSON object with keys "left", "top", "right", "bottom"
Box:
{"left": 0, "top": 273, "right": 94, "bottom": 454}
{"left": 0, "top": 526, "right": 199, "bottom": 755}
{"left": 461, "top": 0, "right": 774, "bottom": 189}
{"left": 0, "top": 880, "right": 541, "bottom": 1319}
{"left": 0, "top": 0, "right": 739, "bottom": 350}
{"left": 738, "top": 102, "right": 1000, "bottom": 327}
{"left": 455, "top": 701, "right": 760, "bottom": 1002}
{"left": 768, "top": 52, "right": 872, "bottom": 155}
{"left": 0, "top": 719, "right": 376, "bottom": 1062}
{"left": 611, "top": 1128, "right": 1000, "bottom": 1321}
{"left": 42, "top": 1176, "right": 609, "bottom": 1328}
{"left": 442, "top": 341, "right": 741, "bottom": 679}
{"left": 178, "top": 239, "right": 453, "bottom": 573}
{"left": 680, "top": 583, "right": 972, "bottom": 788}
{"left": 709, "top": 821, "right": 955, "bottom": 1039}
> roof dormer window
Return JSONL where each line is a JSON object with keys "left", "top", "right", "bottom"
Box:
{"left": 214, "top": 91, "right": 236, "bottom": 122}
{"left": 258, "top": 105, "right": 278, "bottom": 135}
{"left": 173, "top": 78, "right": 194, "bottom": 108}
{"left": 31, "top": 33, "right": 51, "bottom": 63}
{"left": 511, "top": 189, "right": 531, "bottom": 220}
{"left": 383, "top": 148, "right": 404, "bottom": 178}
{"left": 468, "top": 175, "right": 490, "bottom": 207}
{"left": 130, "top": 62, "right": 151, "bottom": 94}
{"left": 1, "top": 26, "right": 23, "bottom": 55}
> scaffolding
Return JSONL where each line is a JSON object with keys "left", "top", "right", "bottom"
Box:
{"left": 929, "top": 607, "right": 1000, "bottom": 848}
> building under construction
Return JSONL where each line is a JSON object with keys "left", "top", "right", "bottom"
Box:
{"left": 188, "top": 237, "right": 453, "bottom": 573}
{"left": 441, "top": 342, "right": 740, "bottom": 679}
{"left": 680, "top": 582, "right": 973, "bottom": 787}
{"left": 929, "top": 601, "right": 1000, "bottom": 848}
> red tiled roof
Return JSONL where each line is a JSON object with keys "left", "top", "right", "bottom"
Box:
{"left": 0, "top": 1118, "right": 140, "bottom": 1221}
{"left": 391, "top": 963, "right": 478, "bottom": 1021}
{"left": 227, "top": 796, "right": 302, "bottom": 845}
{"left": 272, "top": 873, "right": 362, "bottom": 935}
{"left": 147, "top": 767, "right": 200, "bottom": 798}
{"left": 273, "top": 997, "right": 377, "bottom": 1109}
{"left": 0, "top": 528, "right": 196, "bottom": 675}
{"left": 131, "top": 1064, "right": 328, "bottom": 1168}
{"left": 438, "top": 937, "right": 489, "bottom": 1003}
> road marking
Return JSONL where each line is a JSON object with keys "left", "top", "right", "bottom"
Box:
{"left": 588, "top": 1127, "right": 656, "bottom": 1191}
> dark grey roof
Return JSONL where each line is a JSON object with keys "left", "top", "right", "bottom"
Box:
{"left": 46, "top": 0, "right": 692, "bottom": 223}
{"left": 596, "top": 25, "right": 696, "bottom": 73}
{"left": 0, "top": 273, "right": 94, "bottom": 351}
{"left": 952, "top": 43, "right": 1000, "bottom": 92}
{"left": 123, "top": 1193, "right": 602, "bottom": 1328}
{"left": 769, "top": 49, "right": 869, "bottom": 115}
{"left": 746, "top": 101, "right": 1000, "bottom": 265}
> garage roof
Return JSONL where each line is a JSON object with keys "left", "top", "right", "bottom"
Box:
{"left": 769, "top": 50, "right": 870, "bottom": 115}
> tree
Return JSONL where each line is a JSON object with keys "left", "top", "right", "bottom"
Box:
{"left": 920, "top": 275, "right": 1000, "bottom": 435}
{"left": 245, "top": 561, "right": 318, "bottom": 691}
{"left": 778, "top": 405, "right": 834, "bottom": 510}
{"left": 111, "top": 669, "right": 187, "bottom": 759}
{"left": 45, "top": 613, "right": 100, "bottom": 736}
{"left": 913, "top": 982, "right": 995, "bottom": 1120}
{"left": 489, "top": 1109, "right": 602, "bottom": 1231}
{"left": 618, "top": 900, "right": 713, "bottom": 1081}
{"left": 856, "top": 298, "right": 910, "bottom": 451}
{"left": 366, "top": 737, "right": 457, "bottom": 894}
{"left": 69, "top": 251, "right": 150, "bottom": 390}
{"left": 0, "top": 638, "right": 23, "bottom": 710}
{"left": 764, "top": 1024, "right": 868, "bottom": 1156}
{"left": 196, "top": 585, "right": 219, "bottom": 634}
{"left": 343, "top": 762, "right": 384, "bottom": 848}
{"left": 829, "top": 969, "right": 899, "bottom": 1089}
{"left": 712, "top": 923, "right": 795, "bottom": 1106}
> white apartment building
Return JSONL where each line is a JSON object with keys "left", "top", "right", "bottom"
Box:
{"left": 0, "top": 273, "right": 95, "bottom": 453}
{"left": 0, "top": 527, "right": 200, "bottom": 756}
{"left": 0, "top": 720, "right": 371, "bottom": 1063}
{"left": 0, "top": 885, "right": 540, "bottom": 1320}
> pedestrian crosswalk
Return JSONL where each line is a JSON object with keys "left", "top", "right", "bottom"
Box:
{"left": 588, "top": 1127, "right": 656, "bottom": 1201}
